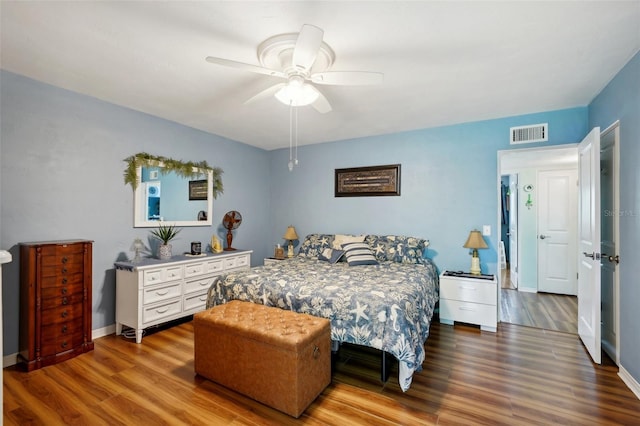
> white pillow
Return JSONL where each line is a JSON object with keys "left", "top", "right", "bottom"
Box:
{"left": 332, "top": 234, "right": 365, "bottom": 250}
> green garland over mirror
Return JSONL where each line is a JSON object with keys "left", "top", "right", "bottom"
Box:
{"left": 123, "top": 152, "right": 223, "bottom": 198}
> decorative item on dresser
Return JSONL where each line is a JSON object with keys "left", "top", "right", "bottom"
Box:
{"left": 114, "top": 250, "right": 252, "bottom": 343}
{"left": 282, "top": 225, "right": 298, "bottom": 258}
{"left": 150, "top": 222, "right": 181, "bottom": 260}
{"left": 463, "top": 229, "right": 489, "bottom": 275}
{"left": 222, "top": 210, "right": 242, "bottom": 251}
{"left": 18, "top": 240, "right": 94, "bottom": 371}
{"left": 439, "top": 270, "right": 497, "bottom": 332}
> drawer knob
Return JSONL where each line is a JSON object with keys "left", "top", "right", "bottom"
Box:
{"left": 61, "top": 257, "right": 68, "bottom": 264}
{"left": 62, "top": 278, "right": 68, "bottom": 284}
{"left": 62, "top": 325, "right": 68, "bottom": 333}
{"left": 62, "top": 267, "right": 68, "bottom": 274}
{"left": 62, "top": 297, "right": 69, "bottom": 305}
{"left": 61, "top": 287, "right": 68, "bottom": 294}
{"left": 61, "top": 341, "right": 68, "bottom": 348}
{"left": 61, "top": 310, "right": 68, "bottom": 318}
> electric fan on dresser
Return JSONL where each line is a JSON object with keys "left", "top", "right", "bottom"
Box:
{"left": 222, "top": 211, "right": 242, "bottom": 251}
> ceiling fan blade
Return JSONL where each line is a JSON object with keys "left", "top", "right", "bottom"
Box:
{"left": 206, "top": 56, "right": 286, "bottom": 78}
{"left": 244, "top": 83, "right": 286, "bottom": 105}
{"left": 292, "top": 24, "right": 324, "bottom": 70}
{"left": 311, "top": 71, "right": 384, "bottom": 86}
{"left": 311, "top": 89, "right": 332, "bottom": 114}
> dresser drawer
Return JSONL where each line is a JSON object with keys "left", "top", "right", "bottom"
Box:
{"left": 40, "top": 318, "right": 84, "bottom": 356}
{"left": 41, "top": 259, "right": 84, "bottom": 278}
{"left": 440, "top": 299, "right": 497, "bottom": 328}
{"left": 143, "top": 299, "right": 182, "bottom": 324}
{"left": 184, "top": 275, "right": 215, "bottom": 295}
{"left": 440, "top": 278, "right": 496, "bottom": 305}
{"left": 184, "top": 262, "right": 205, "bottom": 278}
{"left": 183, "top": 290, "right": 208, "bottom": 312}
{"left": 205, "top": 259, "right": 224, "bottom": 274}
{"left": 143, "top": 282, "right": 182, "bottom": 305}
{"left": 143, "top": 266, "right": 183, "bottom": 286}
{"left": 41, "top": 293, "right": 84, "bottom": 310}
{"left": 40, "top": 273, "right": 84, "bottom": 289}
{"left": 224, "top": 254, "right": 249, "bottom": 270}
{"left": 39, "top": 243, "right": 84, "bottom": 257}
{"left": 41, "top": 303, "right": 84, "bottom": 324}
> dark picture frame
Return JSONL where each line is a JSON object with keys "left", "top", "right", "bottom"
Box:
{"left": 189, "top": 179, "right": 208, "bottom": 201}
{"left": 335, "top": 164, "right": 401, "bottom": 197}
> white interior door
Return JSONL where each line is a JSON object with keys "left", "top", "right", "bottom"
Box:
{"left": 538, "top": 169, "right": 578, "bottom": 295}
{"left": 578, "top": 127, "right": 601, "bottom": 364}
{"left": 600, "top": 124, "right": 619, "bottom": 364}
{"left": 509, "top": 176, "right": 518, "bottom": 288}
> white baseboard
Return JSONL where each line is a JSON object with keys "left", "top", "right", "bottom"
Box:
{"left": 517, "top": 287, "right": 537, "bottom": 293}
{"left": 619, "top": 365, "right": 640, "bottom": 400}
{"left": 92, "top": 324, "right": 116, "bottom": 340}
{"left": 3, "top": 326, "right": 117, "bottom": 368}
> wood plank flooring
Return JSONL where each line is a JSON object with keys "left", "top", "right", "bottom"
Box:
{"left": 4, "top": 319, "right": 639, "bottom": 425}
{"left": 500, "top": 288, "right": 578, "bottom": 334}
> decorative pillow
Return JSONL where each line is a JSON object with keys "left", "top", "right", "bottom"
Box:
{"left": 365, "top": 235, "right": 429, "bottom": 264}
{"left": 332, "top": 234, "right": 365, "bottom": 250}
{"left": 297, "top": 234, "right": 335, "bottom": 258}
{"left": 318, "top": 248, "right": 345, "bottom": 264}
{"left": 341, "top": 242, "right": 379, "bottom": 266}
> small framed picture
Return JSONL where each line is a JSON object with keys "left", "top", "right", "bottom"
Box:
{"left": 189, "top": 180, "right": 208, "bottom": 200}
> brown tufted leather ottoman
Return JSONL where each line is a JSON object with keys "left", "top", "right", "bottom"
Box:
{"left": 193, "top": 300, "right": 331, "bottom": 418}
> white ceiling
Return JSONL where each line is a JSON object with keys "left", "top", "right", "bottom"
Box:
{"left": 1, "top": 1, "right": 639, "bottom": 151}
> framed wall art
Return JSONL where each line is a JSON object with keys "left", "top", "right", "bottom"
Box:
{"left": 189, "top": 179, "right": 208, "bottom": 200}
{"left": 335, "top": 164, "right": 401, "bottom": 197}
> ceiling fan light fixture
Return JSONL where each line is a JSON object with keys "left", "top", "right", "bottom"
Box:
{"left": 275, "top": 81, "right": 319, "bottom": 106}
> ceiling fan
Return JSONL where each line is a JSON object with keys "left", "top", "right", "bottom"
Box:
{"left": 205, "top": 24, "right": 383, "bottom": 113}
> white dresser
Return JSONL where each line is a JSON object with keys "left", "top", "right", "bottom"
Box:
{"left": 439, "top": 271, "right": 497, "bottom": 332}
{"left": 115, "top": 250, "right": 251, "bottom": 343}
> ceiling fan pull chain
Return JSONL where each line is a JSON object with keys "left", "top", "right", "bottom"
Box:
{"left": 288, "top": 102, "right": 294, "bottom": 171}
{"left": 294, "top": 106, "right": 299, "bottom": 167}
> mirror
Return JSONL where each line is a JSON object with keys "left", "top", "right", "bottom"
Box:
{"left": 133, "top": 165, "right": 213, "bottom": 227}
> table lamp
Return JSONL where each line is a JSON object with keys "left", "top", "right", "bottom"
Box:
{"left": 463, "top": 230, "right": 488, "bottom": 275}
{"left": 283, "top": 226, "right": 299, "bottom": 258}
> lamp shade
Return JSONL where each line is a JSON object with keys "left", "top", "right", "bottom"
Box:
{"left": 463, "top": 230, "right": 488, "bottom": 250}
{"left": 283, "top": 226, "right": 299, "bottom": 241}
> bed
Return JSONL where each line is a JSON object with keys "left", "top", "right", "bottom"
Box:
{"left": 205, "top": 234, "right": 439, "bottom": 391}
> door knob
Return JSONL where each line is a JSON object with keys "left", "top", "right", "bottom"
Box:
{"left": 608, "top": 255, "right": 620, "bottom": 264}
{"left": 583, "top": 252, "right": 595, "bottom": 259}
{"left": 539, "top": 234, "right": 550, "bottom": 239}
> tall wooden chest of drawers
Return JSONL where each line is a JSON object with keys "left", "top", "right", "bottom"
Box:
{"left": 19, "top": 240, "right": 94, "bottom": 371}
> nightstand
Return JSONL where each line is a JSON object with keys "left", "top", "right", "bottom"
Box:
{"left": 439, "top": 271, "right": 497, "bottom": 332}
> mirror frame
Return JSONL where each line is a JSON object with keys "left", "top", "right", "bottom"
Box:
{"left": 133, "top": 164, "right": 213, "bottom": 227}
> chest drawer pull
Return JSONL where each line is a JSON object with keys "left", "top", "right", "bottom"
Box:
{"left": 459, "top": 285, "right": 477, "bottom": 291}
{"left": 62, "top": 297, "right": 69, "bottom": 305}
{"left": 62, "top": 257, "right": 68, "bottom": 264}
{"left": 62, "top": 325, "right": 68, "bottom": 333}
{"left": 62, "top": 287, "right": 68, "bottom": 294}
{"left": 155, "top": 306, "right": 170, "bottom": 314}
{"left": 62, "top": 267, "right": 68, "bottom": 274}
{"left": 61, "top": 310, "right": 68, "bottom": 318}
{"left": 156, "top": 289, "right": 170, "bottom": 296}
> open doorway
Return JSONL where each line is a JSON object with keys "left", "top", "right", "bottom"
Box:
{"left": 498, "top": 146, "right": 579, "bottom": 334}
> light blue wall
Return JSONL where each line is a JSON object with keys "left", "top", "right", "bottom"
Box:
{"left": 268, "top": 108, "right": 588, "bottom": 277}
{"left": 0, "top": 71, "right": 272, "bottom": 355}
{"left": 589, "top": 51, "right": 640, "bottom": 384}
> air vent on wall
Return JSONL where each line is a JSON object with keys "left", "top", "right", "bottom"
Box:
{"left": 510, "top": 123, "right": 548, "bottom": 144}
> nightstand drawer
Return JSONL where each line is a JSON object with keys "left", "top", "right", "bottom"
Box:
{"left": 440, "top": 299, "right": 497, "bottom": 328}
{"left": 440, "top": 279, "right": 496, "bottom": 305}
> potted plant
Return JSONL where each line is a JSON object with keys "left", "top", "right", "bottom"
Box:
{"left": 150, "top": 222, "right": 181, "bottom": 260}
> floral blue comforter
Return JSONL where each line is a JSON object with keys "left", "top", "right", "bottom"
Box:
{"left": 206, "top": 256, "right": 439, "bottom": 391}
